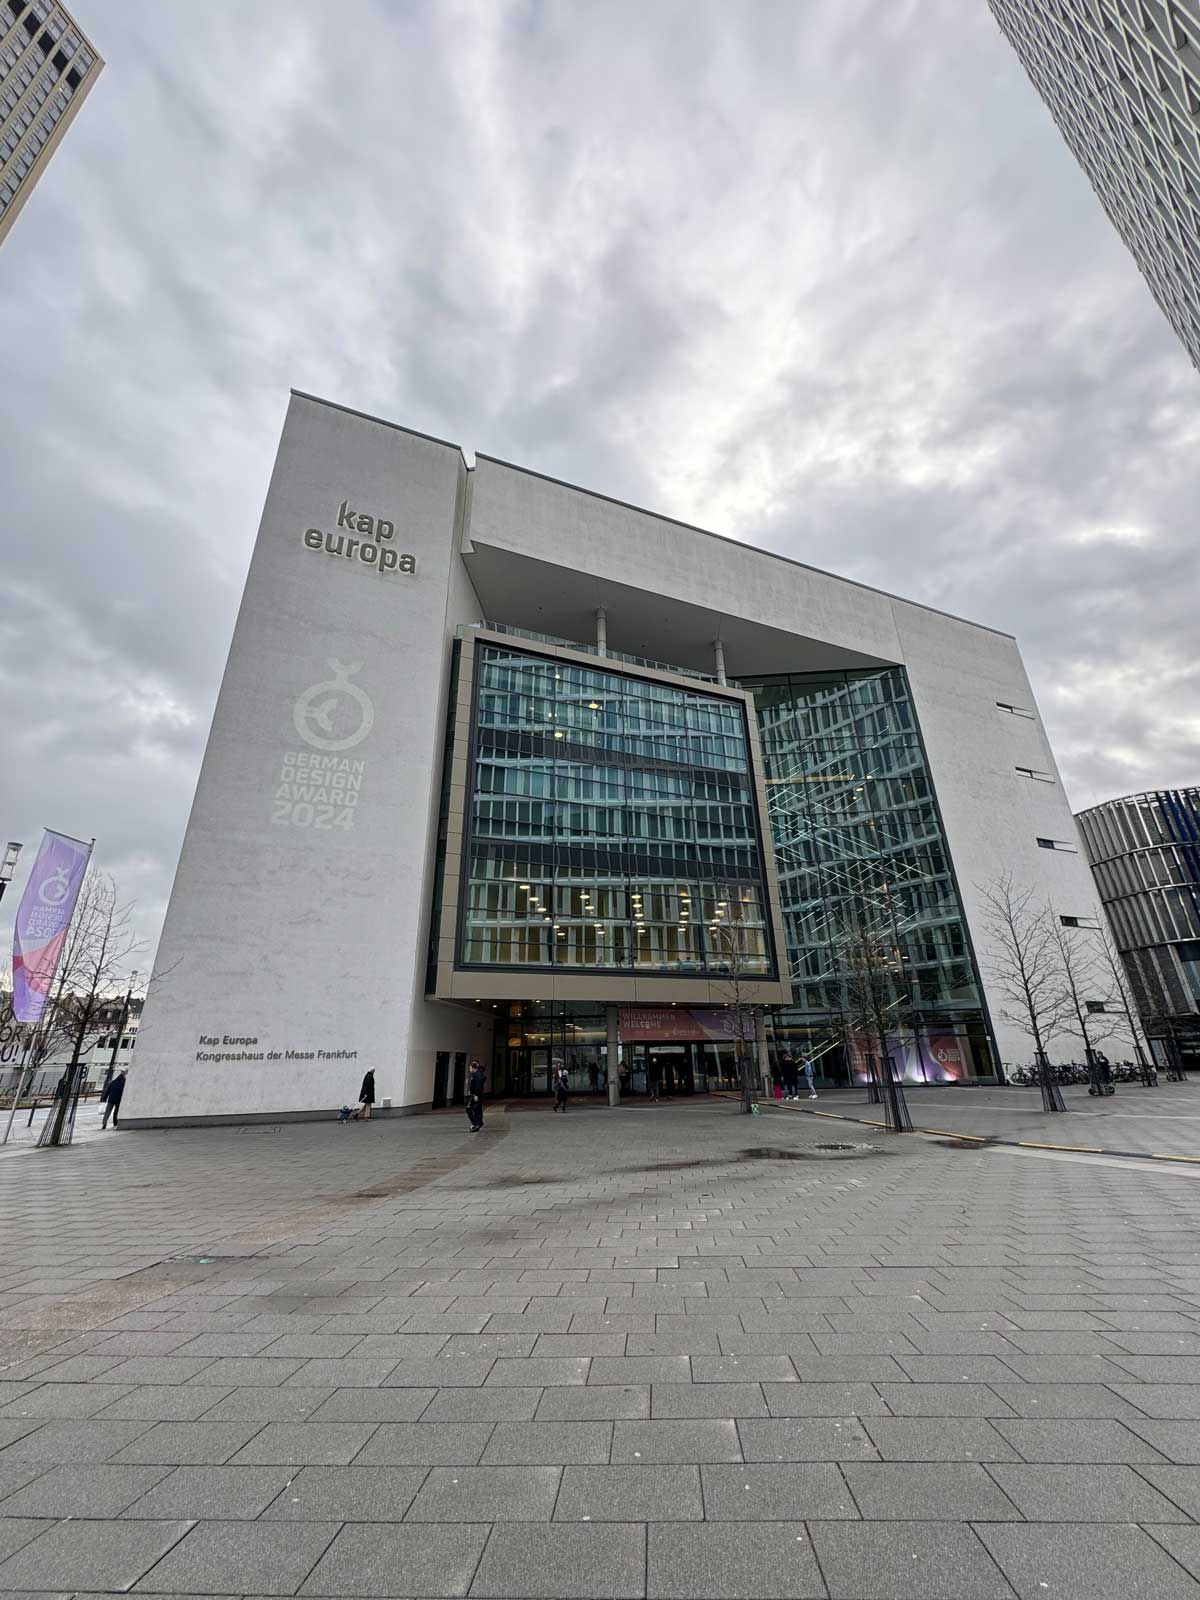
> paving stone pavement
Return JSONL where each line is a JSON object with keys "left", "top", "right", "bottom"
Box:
{"left": 0, "top": 1102, "right": 1198, "bottom": 1594}
{"left": 774, "top": 1080, "right": 1200, "bottom": 1159}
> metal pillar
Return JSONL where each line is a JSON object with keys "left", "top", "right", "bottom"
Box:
{"left": 596, "top": 607, "right": 608, "bottom": 657}
{"left": 606, "top": 1004, "right": 620, "bottom": 1106}
{"left": 879, "top": 1052, "right": 913, "bottom": 1132}
{"left": 1035, "top": 1048, "right": 1066, "bottom": 1112}
{"left": 754, "top": 1011, "right": 771, "bottom": 1096}
{"left": 713, "top": 639, "right": 727, "bottom": 685}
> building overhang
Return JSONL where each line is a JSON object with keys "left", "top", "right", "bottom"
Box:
{"left": 462, "top": 543, "right": 894, "bottom": 681}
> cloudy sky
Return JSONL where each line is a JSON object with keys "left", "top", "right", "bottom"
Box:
{"left": 1, "top": 0, "right": 1197, "bottom": 967}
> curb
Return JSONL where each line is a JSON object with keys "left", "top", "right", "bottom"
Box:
{"left": 762, "top": 1099, "right": 1200, "bottom": 1167}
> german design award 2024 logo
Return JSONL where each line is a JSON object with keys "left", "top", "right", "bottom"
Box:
{"left": 273, "top": 661, "right": 374, "bottom": 834}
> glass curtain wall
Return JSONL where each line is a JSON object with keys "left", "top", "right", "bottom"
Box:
{"left": 740, "top": 668, "right": 994, "bottom": 1083}
{"left": 460, "top": 644, "right": 775, "bottom": 977}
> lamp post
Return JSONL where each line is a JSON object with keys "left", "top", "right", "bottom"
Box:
{"left": 102, "top": 970, "right": 138, "bottom": 1095}
{"left": 0, "top": 842, "right": 21, "bottom": 903}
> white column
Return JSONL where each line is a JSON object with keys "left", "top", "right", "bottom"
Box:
{"left": 596, "top": 607, "right": 608, "bottom": 657}
{"left": 606, "top": 1004, "right": 620, "bottom": 1105}
{"left": 713, "top": 638, "right": 727, "bottom": 685}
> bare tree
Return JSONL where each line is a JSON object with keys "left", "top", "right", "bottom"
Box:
{"left": 707, "top": 888, "right": 770, "bottom": 1114}
{"left": 829, "top": 895, "right": 913, "bottom": 1131}
{"left": 1050, "top": 916, "right": 1113, "bottom": 1071}
{"left": 978, "top": 873, "right": 1070, "bottom": 1112}
{"left": 36, "top": 871, "right": 143, "bottom": 1147}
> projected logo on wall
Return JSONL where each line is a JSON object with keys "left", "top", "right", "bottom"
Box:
{"left": 293, "top": 660, "right": 375, "bottom": 752}
{"left": 272, "top": 661, "right": 374, "bottom": 835}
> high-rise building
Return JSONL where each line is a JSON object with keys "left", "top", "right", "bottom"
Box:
{"left": 989, "top": 0, "right": 1200, "bottom": 374}
{"left": 1076, "top": 787, "right": 1200, "bottom": 1071}
{"left": 0, "top": 0, "right": 101, "bottom": 248}
{"left": 124, "top": 391, "right": 1108, "bottom": 1126}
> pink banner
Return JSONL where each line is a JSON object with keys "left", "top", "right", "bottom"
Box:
{"left": 11, "top": 830, "right": 92, "bottom": 1024}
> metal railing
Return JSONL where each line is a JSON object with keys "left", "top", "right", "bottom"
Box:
{"left": 466, "top": 621, "right": 721, "bottom": 684}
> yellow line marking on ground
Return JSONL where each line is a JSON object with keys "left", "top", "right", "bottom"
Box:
{"left": 923, "top": 1129, "right": 988, "bottom": 1141}
{"left": 1018, "top": 1141, "right": 1104, "bottom": 1153}
{"left": 1150, "top": 1153, "right": 1200, "bottom": 1164}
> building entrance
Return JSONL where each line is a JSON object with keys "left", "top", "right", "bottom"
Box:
{"left": 486, "top": 1002, "right": 736, "bottom": 1099}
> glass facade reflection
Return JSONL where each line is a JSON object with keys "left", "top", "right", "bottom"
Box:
{"left": 740, "top": 668, "right": 994, "bottom": 1082}
{"left": 460, "top": 644, "right": 775, "bottom": 977}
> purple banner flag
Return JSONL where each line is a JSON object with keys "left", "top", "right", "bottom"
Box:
{"left": 11, "top": 830, "right": 92, "bottom": 1024}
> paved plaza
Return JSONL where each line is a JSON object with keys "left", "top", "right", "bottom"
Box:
{"left": 770, "top": 1081, "right": 1200, "bottom": 1161}
{"left": 0, "top": 1102, "right": 1197, "bottom": 1596}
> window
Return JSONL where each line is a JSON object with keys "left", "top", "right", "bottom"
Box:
{"left": 1037, "top": 837, "right": 1078, "bottom": 852}
{"left": 458, "top": 642, "right": 774, "bottom": 978}
{"left": 996, "top": 700, "right": 1036, "bottom": 718}
{"left": 1085, "top": 1001, "right": 1108, "bottom": 1013}
{"left": 1060, "top": 914, "right": 1100, "bottom": 929}
{"left": 1016, "top": 766, "right": 1055, "bottom": 783}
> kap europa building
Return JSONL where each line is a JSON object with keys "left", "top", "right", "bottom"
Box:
{"left": 124, "top": 392, "right": 1106, "bottom": 1126}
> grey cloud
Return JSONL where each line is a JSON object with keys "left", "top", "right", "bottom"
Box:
{"left": 0, "top": 0, "right": 1196, "bottom": 963}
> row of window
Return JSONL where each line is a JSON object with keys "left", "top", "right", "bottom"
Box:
{"left": 473, "top": 759, "right": 754, "bottom": 806}
{"left": 461, "top": 645, "right": 773, "bottom": 976}
{"left": 461, "top": 922, "right": 772, "bottom": 974}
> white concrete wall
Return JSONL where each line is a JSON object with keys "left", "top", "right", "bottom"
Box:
{"left": 402, "top": 526, "right": 494, "bottom": 1103}
{"left": 127, "top": 396, "right": 470, "bottom": 1122}
{"left": 133, "top": 399, "right": 1112, "bottom": 1120}
{"left": 466, "top": 456, "right": 1111, "bottom": 1069}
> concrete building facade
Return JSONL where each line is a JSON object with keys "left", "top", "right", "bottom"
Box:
{"left": 989, "top": 0, "right": 1200, "bottom": 374}
{"left": 126, "top": 392, "right": 1106, "bottom": 1125}
{"left": 0, "top": 0, "right": 100, "bottom": 247}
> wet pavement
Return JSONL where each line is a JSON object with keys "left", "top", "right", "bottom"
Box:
{"left": 0, "top": 1100, "right": 1197, "bottom": 1596}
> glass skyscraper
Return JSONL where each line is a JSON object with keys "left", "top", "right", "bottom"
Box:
{"left": 1076, "top": 786, "right": 1200, "bottom": 1070}
{"left": 990, "top": 0, "right": 1200, "bottom": 374}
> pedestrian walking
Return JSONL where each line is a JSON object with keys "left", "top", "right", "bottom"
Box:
{"left": 646, "top": 1057, "right": 662, "bottom": 1102}
{"left": 588, "top": 1061, "right": 599, "bottom": 1093}
{"left": 780, "top": 1052, "right": 798, "bottom": 1100}
{"left": 552, "top": 1061, "right": 570, "bottom": 1112}
{"left": 352, "top": 1069, "right": 375, "bottom": 1120}
{"left": 100, "top": 1070, "right": 126, "bottom": 1129}
{"left": 466, "top": 1059, "right": 486, "bottom": 1131}
{"left": 802, "top": 1057, "right": 818, "bottom": 1099}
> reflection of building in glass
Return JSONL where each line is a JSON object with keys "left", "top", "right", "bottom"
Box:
{"left": 460, "top": 643, "right": 773, "bottom": 978}
{"left": 747, "top": 668, "right": 992, "bottom": 1082}
{"left": 1076, "top": 788, "right": 1200, "bottom": 1071}
{"left": 128, "top": 392, "right": 1110, "bottom": 1125}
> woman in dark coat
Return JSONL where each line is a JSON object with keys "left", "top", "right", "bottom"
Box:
{"left": 354, "top": 1069, "right": 375, "bottom": 1120}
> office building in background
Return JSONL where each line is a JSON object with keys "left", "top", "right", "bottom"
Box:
{"left": 990, "top": 0, "right": 1200, "bottom": 374}
{"left": 1076, "top": 787, "right": 1200, "bottom": 1071}
{"left": 125, "top": 391, "right": 1107, "bottom": 1125}
{"left": 0, "top": 0, "right": 100, "bottom": 247}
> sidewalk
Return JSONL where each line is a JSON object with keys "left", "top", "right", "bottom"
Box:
{"left": 771, "top": 1081, "right": 1200, "bottom": 1160}
{"left": 0, "top": 1104, "right": 1198, "bottom": 1596}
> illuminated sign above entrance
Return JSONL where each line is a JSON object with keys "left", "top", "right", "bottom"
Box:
{"left": 301, "top": 499, "right": 417, "bottom": 577}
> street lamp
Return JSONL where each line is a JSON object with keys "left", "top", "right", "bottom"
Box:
{"left": 102, "top": 970, "right": 139, "bottom": 1093}
{"left": 0, "top": 842, "right": 21, "bottom": 903}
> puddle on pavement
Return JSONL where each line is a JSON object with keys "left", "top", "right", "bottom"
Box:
{"left": 742, "top": 1144, "right": 877, "bottom": 1160}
